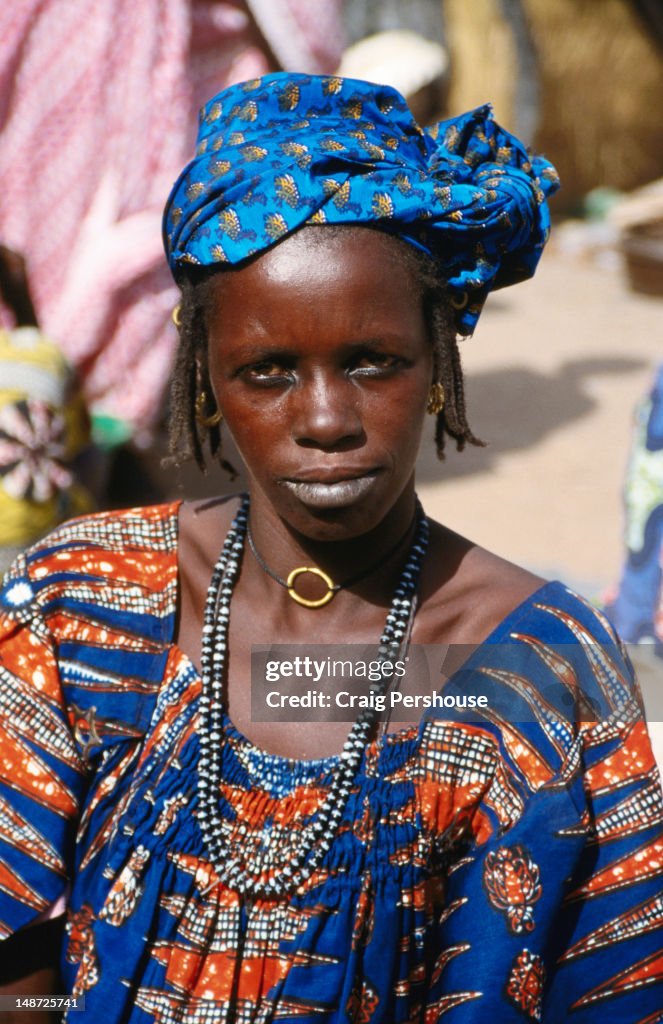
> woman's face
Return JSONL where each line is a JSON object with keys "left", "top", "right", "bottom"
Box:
{"left": 206, "top": 227, "right": 433, "bottom": 540}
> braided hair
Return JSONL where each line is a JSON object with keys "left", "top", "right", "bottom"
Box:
{"left": 167, "top": 226, "right": 484, "bottom": 473}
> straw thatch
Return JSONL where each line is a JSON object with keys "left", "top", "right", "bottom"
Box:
{"left": 443, "top": 0, "right": 663, "bottom": 209}
{"left": 444, "top": 0, "right": 516, "bottom": 127}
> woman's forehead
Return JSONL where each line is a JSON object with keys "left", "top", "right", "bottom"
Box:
{"left": 204, "top": 227, "right": 428, "bottom": 342}
{"left": 210, "top": 224, "right": 424, "bottom": 297}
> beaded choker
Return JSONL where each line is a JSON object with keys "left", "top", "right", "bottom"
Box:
{"left": 197, "top": 494, "right": 429, "bottom": 899}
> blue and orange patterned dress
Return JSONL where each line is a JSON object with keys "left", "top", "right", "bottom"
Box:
{"left": 0, "top": 503, "right": 662, "bottom": 1022}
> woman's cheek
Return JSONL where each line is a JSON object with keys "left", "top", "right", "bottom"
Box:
{"left": 222, "top": 403, "right": 287, "bottom": 464}
{"left": 365, "top": 382, "right": 428, "bottom": 434}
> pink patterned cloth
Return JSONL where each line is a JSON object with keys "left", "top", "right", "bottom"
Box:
{"left": 0, "top": 0, "right": 343, "bottom": 439}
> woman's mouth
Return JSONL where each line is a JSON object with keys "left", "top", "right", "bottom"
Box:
{"left": 281, "top": 471, "right": 381, "bottom": 509}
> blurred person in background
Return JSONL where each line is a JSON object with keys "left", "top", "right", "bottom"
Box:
{"left": 0, "top": 0, "right": 344, "bottom": 469}
{"left": 0, "top": 245, "right": 92, "bottom": 574}
{"left": 606, "top": 365, "right": 663, "bottom": 677}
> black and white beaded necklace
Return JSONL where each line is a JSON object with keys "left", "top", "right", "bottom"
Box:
{"left": 197, "top": 493, "right": 429, "bottom": 899}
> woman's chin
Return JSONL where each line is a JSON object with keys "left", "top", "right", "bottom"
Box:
{"left": 269, "top": 481, "right": 411, "bottom": 544}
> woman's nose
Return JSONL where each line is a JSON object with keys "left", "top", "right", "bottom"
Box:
{"left": 291, "top": 375, "right": 363, "bottom": 449}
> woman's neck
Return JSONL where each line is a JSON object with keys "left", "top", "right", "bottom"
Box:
{"left": 242, "top": 482, "right": 418, "bottom": 614}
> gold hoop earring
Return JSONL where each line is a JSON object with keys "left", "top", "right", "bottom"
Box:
{"left": 427, "top": 382, "right": 445, "bottom": 416}
{"left": 172, "top": 303, "right": 182, "bottom": 328}
{"left": 449, "top": 290, "right": 468, "bottom": 311}
{"left": 195, "top": 391, "right": 223, "bottom": 428}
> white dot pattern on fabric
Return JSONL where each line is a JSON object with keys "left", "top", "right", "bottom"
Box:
{"left": 4, "top": 581, "right": 33, "bottom": 606}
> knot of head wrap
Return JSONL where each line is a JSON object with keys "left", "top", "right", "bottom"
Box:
{"left": 163, "top": 72, "right": 559, "bottom": 335}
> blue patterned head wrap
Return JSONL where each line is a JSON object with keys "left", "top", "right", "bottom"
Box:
{"left": 163, "top": 73, "right": 559, "bottom": 335}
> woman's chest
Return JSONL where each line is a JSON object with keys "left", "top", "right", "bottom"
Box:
{"left": 78, "top": 655, "right": 499, "bottom": 890}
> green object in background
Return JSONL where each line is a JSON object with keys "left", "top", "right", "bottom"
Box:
{"left": 91, "top": 413, "right": 133, "bottom": 451}
{"left": 583, "top": 186, "right": 622, "bottom": 222}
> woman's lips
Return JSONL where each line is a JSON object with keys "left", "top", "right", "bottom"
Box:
{"left": 281, "top": 472, "right": 380, "bottom": 509}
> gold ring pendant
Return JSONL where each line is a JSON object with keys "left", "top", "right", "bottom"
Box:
{"left": 286, "top": 566, "right": 337, "bottom": 608}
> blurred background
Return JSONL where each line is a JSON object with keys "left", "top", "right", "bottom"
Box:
{"left": 1, "top": 0, "right": 662, "bottom": 742}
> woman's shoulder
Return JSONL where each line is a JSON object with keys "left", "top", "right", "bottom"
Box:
{"left": 418, "top": 522, "right": 546, "bottom": 645}
{"left": 177, "top": 493, "right": 243, "bottom": 553}
{"left": 495, "top": 577, "right": 623, "bottom": 649}
{"left": 421, "top": 520, "right": 619, "bottom": 648}
{"left": 422, "top": 543, "right": 639, "bottom": 768}
{"left": 1, "top": 501, "right": 182, "bottom": 627}
{"left": 418, "top": 536, "right": 640, "bottom": 790}
{"left": 22, "top": 501, "right": 178, "bottom": 569}
{"left": 31, "top": 500, "right": 180, "bottom": 554}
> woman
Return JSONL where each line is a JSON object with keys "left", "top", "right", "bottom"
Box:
{"left": 0, "top": 74, "right": 661, "bottom": 1022}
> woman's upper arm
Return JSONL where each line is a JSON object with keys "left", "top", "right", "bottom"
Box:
{"left": 424, "top": 597, "right": 663, "bottom": 1021}
{"left": 0, "top": 556, "right": 87, "bottom": 939}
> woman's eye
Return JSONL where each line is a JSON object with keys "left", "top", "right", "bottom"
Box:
{"left": 244, "top": 361, "right": 292, "bottom": 383}
{"left": 350, "top": 352, "right": 401, "bottom": 375}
